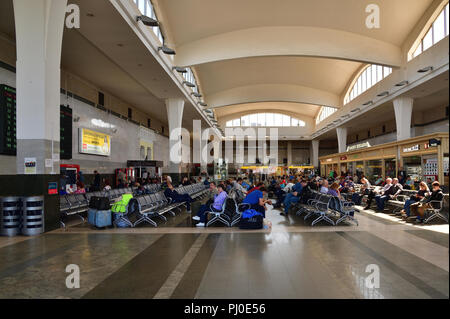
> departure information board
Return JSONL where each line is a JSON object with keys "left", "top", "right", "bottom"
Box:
{"left": 60, "top": 105, "right": 73, "bottom": 159}
{"left": 0, "top": 84, "right": 17, "bottom": 155}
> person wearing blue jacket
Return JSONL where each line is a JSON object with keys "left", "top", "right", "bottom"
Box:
{"left": 281, "top": 177, "right": 304, "bottom": 216}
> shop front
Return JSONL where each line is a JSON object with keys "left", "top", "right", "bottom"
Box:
{"left": 319, "top": 133, "right": 449, "bottom": 188}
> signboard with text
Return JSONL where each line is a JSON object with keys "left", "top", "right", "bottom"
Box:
{"left": 79, "top": 128, "right": 111, "bottom": 156}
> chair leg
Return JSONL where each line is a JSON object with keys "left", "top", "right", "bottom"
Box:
{"left": 206, "top": 215, "right": 218, "bottom": 227}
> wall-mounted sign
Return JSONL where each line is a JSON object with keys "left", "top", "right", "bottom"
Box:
{"left": 24, "top": 157, "right": 37, "bottom": 175}
{"left": 347, "top": 141, "right": 370, "bottom": 152}
{"left": 403, "top": 144, "right": 420, "bottom": 153}
{"left": 340, "top": 156, "right": 347, "bottom": 161}
{"left": 326, "top": 158, "right": 332, "bottom": 162}
{"left": 79, "top": 128, "right": 111, "bottom": 156}
{"left": 48, "top": 182, "right": 58, "bottom": 195}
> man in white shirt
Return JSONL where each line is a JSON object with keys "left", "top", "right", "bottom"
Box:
{"left": 364, "top": 178, "right": 392, "bottom": 210}
{"left": 283, "top": 178, "right": 295, "bottom": 193}
{"left": 320, "top": 180, "right": 329, "bottom": 194}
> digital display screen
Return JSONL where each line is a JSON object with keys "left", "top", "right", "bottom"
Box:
{"left": 0, "top": 84, "right": 17, "bottom": 155}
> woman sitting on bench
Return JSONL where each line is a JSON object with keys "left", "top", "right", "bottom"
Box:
{"left": 401, "top": 181, "right": 429, "bottom": 219}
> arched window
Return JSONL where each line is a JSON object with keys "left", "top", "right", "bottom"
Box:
{"left": 315, "top": 106, "right": 337, "bottom": 124}
{"left": 225, "top": 113, "right": 306, "bottom": 127}
{"left": 343, "top": 64, "right": 392, "bottom": 105}
{"left": 409, "top": 2, "right": 449, "bottom": 61}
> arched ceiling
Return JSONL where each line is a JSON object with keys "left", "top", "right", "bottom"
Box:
{"left": 152, "top": 0, "right": 433, "bottom": 118}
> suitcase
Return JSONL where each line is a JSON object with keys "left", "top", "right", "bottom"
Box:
{"left": 88, "top": 209, "right": 112, "bottom": 228}
{"left": 89, "top": 197, "right": 111, "bottom": 210}
{"left": 239, "top": 215, "right": 264, "bottom": 230}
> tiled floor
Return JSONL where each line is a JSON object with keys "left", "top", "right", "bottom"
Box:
{"left": 0, "top": 204, "right": 448, "bottom": 299}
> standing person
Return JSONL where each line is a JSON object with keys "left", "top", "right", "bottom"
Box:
{"left": 193, "top": 184, "right": 228, "bottom": 227}
{"left": 117, "top": 169, "right": 126, "bottom": 187}
{"left": 93, "top": 170, "right": 101, "bottom": 191}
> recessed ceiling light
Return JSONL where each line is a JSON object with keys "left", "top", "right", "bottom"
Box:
{"left": 117, "top": 43, "right": 124, "bottom": 47}
{"left": 86, "top": 13, "right": 95, "bottom": 17}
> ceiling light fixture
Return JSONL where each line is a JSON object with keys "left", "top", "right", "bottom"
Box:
{"left": 417, "top": 66, "right": 433, "bottom": 73}
{"left": 198, "top": 101, "right": 207, "bottom": 107}
{"left": 158, "top": 46, "right": 176, "bottom": 55}
{"left": 191, "top": 92, "right": 202, "bottom": 98}
{"left": 136, "top": 15, "right": 159, "bottom": 27}
{"left": 350, "top": 108, "right": 361, "bottom": 112}
{"left": 395, "top": 80, "right": 409, "bottom": 87}
{"left": 362, "top": 101, "right": 373, "bottom": 106}
{"left": 183, "top": 81, "right": 196, "bottom": 88}
{"left": 377, "top": 91, "right": 389, "bottom": 97}
{"left": 172, "top": 66, "right": 187, "bottom": 73}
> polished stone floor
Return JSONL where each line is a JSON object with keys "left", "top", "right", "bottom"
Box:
{"left": 0, "top": 204, "right": 448, "bottom": 299}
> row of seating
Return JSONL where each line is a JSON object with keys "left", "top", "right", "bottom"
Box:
{"left": 114, "top": 183, "right": 210, "bottom": 228}
{"left": 295, "top": 191, "right": 359, "bottom": 226}
{"left": 346, "top": 184, "right": 448, "bottom": 224}
{"left": 60, "top": 184, "right": 162, "bottom": 228}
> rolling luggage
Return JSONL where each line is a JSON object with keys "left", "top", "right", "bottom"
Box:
{"left": 89, "top": 196, "right": 110, "bottom": 210}
{"left": 88, "top": 209, "right": 112, "bottom": 228}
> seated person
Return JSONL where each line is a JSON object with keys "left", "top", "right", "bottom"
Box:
{"left": 247, "top": 182, "right": 264, "bottom": 195}
{"left": 111, "top": 193, "right": 133, "bottom": 214}
{"left": 242, "top": 186, "right": 272, "bottom": 217}
{"left": 327, "top": 182, "right": 341, "bottom": 199}
{"left": 164, "top": 181, "right": 193, "bottom": 213}
{"left": 75, "top": 182, "right": 86, "bottom": 194}
{"left": 401, "top": 181, "right": 429, "bottom": 218}
{"left": 414, "top": 181, "right": 444, "bottom": 223}
{"left": 281, "top": 178, "right": 304, "bottom": 216}
{"left": 351, "top": 177, "right": 371, "bottom": 205}
{"left": 320, "top": 180, "right": 329, "bottom": 194}
{"left": 192, "top": 184, "right": 228, "bottom": 227}
{"left": 374, "top": 178, "right": 403, "bottom": 211}
{"left": 364, "top": 178, "right": 392, "bottom": 210}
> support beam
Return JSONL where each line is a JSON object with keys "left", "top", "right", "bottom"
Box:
{"left": 311, "top": 140, "right": 319, "bottom": 169}
{"left": 166, "top": 98, "right": 185, "bottom": 179}
{"left": 336, "top": 127, "right": 348, "bottom": 154}
{"left": 287, "top": 141, "right": 293, "bottom": 166}
{"left": 393, "top": 97, "right": 414, "bottom": 141}
{"left": 12, "top": 0, "right": 67, "bottom": 232}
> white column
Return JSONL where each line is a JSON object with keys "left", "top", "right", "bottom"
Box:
{"left": 14, "top": 0, "right": 67, "bottom": 174}
{"left": 166, "top": 98, "right": 185, "bottom": 174}
{"left": 336, "top": 127, "right": 348, "bottom": 154}
{"left": 311, "top": 140, "right": 319, "bottom": 168}
{"left": 287, "top": 141, "right": 293, "bottom": 166}
{"left": 393, "top": 96, "right": 414, "bottom": 141}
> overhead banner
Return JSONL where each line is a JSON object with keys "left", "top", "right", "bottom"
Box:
{"left": 79, "top": 128, "right": 111, "bottom": 156}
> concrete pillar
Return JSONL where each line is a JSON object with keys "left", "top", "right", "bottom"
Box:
{"left": 393, "top": 96, "right": 414, "bottom": 141}
{"left": 287, "top": 141, "right": 293, "bottom": 166}
{"left": 336, "top": 127, "right": 348, "bottom": 153}
{"left": 311, "top": 140, "right": 319, "bottom": 168}
{"left": 14, "top": 0, "right": 67, "bottom": 174}
{"left": 11, "top": 0, "right": 67, "bottom": 232}
{"left": 166, "top": 98, "right": 185, "bottom": 180}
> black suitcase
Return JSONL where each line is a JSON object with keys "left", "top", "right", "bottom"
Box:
{"left": 239, "top": 215, "right": 263, "bottom": 229}
{"left": 89, "top": 196, "right": 111, "bottom": 210}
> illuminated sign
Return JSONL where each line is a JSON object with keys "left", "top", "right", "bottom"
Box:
{"left": 347, "top": 141, "right": 371, "bottom": 152}
{"left": 403, "top": 144, "right": 419, "bottom": 153}
{"left": 79, "top": 128, "right": 111, "bottom": 156}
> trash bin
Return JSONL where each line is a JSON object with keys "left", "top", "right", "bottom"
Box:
{"left": 22, "top": 196, "right": 44, "bottom": 236}
{"left": 1, "top": 197, "right": 22, "bottom": 237}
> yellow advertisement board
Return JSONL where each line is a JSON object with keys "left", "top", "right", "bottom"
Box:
{"left": 139, "top": 140, "right": 154, "bottom": 160}
{"left": 79, "top": 128, "right": 111, "bottom": 156}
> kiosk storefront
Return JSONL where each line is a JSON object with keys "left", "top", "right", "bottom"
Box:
{"left": 319, "top": 133, "right": 449, "bottom": 188}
